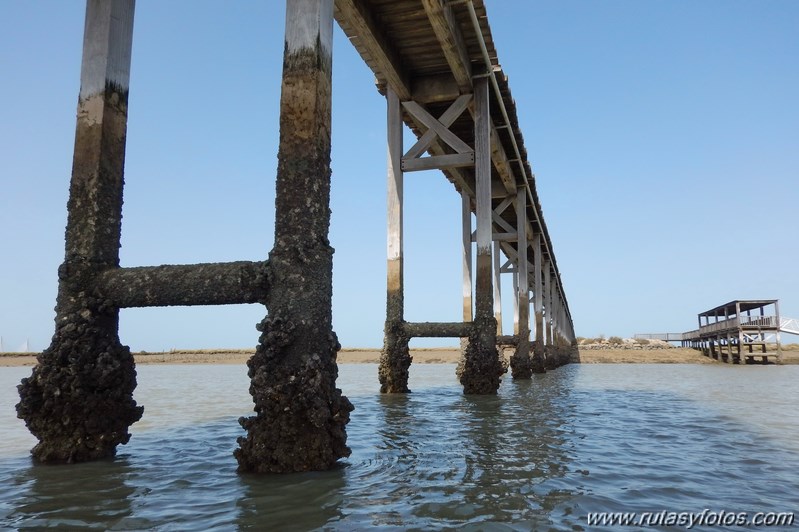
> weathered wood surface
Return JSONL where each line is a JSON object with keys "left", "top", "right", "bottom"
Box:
{"left": 334, "top": 0, "right": 576, "bottom": 348}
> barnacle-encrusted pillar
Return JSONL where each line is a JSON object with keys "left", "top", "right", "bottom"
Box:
{"left": 235, "top": 0, "right": 352, "bottom": 473}
{"left": 379, "top": 87, "right": 411, "bottom": 393}
{"left": 458, "top": 77, "right": 504, "bottom": 394}
{"left": 16, "top": 0, "right": 142, "bottom": 463}
{"left": 510, "top": 187, "right": 533, "bottom": 379}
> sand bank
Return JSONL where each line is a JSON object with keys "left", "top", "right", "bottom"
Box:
{"left": 3, "top": 347, "right": 796, "bottom": 367}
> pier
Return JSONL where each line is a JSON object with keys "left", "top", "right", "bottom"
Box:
{"left": 683, "top": 300, "right": 788, "bottom": 364}
{"left": 16, "top": 0, "right": 576, "bottom": 472}
{"left": 637, "top": 300, "right": 798, "bottom": 364}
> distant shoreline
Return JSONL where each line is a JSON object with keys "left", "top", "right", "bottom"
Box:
{"left": 3, "top": 347, "right": 795, "bottom": 367}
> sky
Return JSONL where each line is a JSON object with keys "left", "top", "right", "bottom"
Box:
{"left": 1, "top": 0, "right": 797, "bottom": 352}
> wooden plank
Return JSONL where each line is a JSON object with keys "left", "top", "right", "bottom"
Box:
{"left": 533, "top": 232, "right": 544, "bottom": 344}
{"left": 387, "top": 87, "right": 403, "bottom": 264}
{"left": 490, "top": 126, "right": 518, "bottom": 195}
{"left": 474, "top": 76, "right": 493, "bottom": 318}
{"left": 334, "top": 0, "right": 411, "bottom": 99}
{"left": 544, "top": 259, "right": 552, "bottom": 345}
{"left": 493, "top": 240, "right": 503, "bottom": 335}
{"left": 402, "top": 100, "right": 474, "bottom": 154}
{"left": 421, "top": 0, "right": 472, "bottom": 91}
{"left": 404, "top": 94, "right": 472, "bottom": 159}
{"left": 401, "top": 152, "right": 474, "bottom": 171}
{"left": 516, "top": 187, "right": 529, "bottom": 340}
{"left": 493, "top": 194, "right": 515, "bottom": 216}
{"left": 412, "top": 73, "right": 460, "bottom": 104}
{"left": 461, "top": 191, "right": 473, "bottom": 322}
{"left": 491, "top": 211, "right": 515, "bottom": 234}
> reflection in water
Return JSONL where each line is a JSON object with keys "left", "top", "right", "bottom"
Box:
{"left": 329, "top": 369, "right": 583, "bottom": 529}
{"left": 7, "top": 458, "right": 135, "bottom": 529}
{"left": 236, "top": 468, "right": 347, "bottom": 530}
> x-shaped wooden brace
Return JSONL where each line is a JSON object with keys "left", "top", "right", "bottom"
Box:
{"left": 401, "top": 94, "right": 475, "bottom": 172}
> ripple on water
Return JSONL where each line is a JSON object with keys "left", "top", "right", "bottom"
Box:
{"left": 3, "top": 364, "right": 799, "bottom": 530}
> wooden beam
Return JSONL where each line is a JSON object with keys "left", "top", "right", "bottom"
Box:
{"left": 402, "top": 100, "right": 474, "bottom": 155}
{"left": 412, "top": 73, "right": 460, "bottom": 104}
{"left": 334, "top": 0, "right": 411, "bottom": 99}
{"left": 461, "top": 191, "right": 473, "bottom": 322}
{"left": 401, "top": 152, "right": 474, "bottom": 172}
{"left": 533, "top": 232, "right": 544, "bottom": 345}
{"left": 493, "top": 240, "right": 503, "bottom": 335}
{"left": 490, "top": 126, "right": 518, "bottom": 195}
{"left": 421, "top": 0, "right": 472, "bottom": 91}
{"left": 404, "top": 94, "right": 472, "bottom": 159}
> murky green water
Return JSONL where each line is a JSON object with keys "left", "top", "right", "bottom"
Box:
{"left": 2, "top": 363, "right": 798, "bottom": 530}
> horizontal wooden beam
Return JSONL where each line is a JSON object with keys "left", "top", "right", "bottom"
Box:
{"left": 421, "top": 0, "right": 472, "bottom": 91}
{"left": 404, "top": 321, "right": 473, "bottom": 338}
{"left": 402, "top": 152, "right": 474, "bottom": 172}
{"left": 411, "top": 73, "right": 460, "bottom": 104}
{"left": 98, "top": 261, "right": 269, "bottom": 308}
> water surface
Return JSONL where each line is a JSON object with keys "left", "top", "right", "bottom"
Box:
{"left": 2, "top": 363, "right": 798, "bottom": 530}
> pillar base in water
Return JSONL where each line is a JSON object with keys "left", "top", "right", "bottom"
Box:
{"left": 16, "top": 300, "right": 142, "bottom": 463}
{"left": 510, "top": 339, "right": 533, "bottom": 379}
{"left": 235, "top": 316, "right": 353, "bottom": 473}
{"left": 532, "top": 342, "right": 547, "bottom": 374}
{"left": 457, "top": 318, "right": 506, "bottom": 394}
{"left": 379, "top": 322, "right": 411, "bottom": 393}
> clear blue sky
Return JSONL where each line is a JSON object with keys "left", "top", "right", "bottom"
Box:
{"left": 1, "top": 1, "right": 797, "bottom": 352}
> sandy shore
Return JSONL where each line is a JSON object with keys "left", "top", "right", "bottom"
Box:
{"left": 3, "top": 347, "right": 797, "bottom": 367}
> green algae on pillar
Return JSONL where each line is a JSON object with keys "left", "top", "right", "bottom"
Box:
{"left": 235, "top": 0, "right": 352, "bottom": 473}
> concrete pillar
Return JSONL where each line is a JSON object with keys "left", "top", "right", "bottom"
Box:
{"left": 378, "top": 86, "right": 411, "bottom": 393}
{"left": 235, "top": 0, "right": 352, "bottom": 473}
{"left": 17, "top": 0, "right": 143, "bottom": 463}
{"left": 459, "top": 76, "right": 503, "bottom": 394}
{"left": 510, "top": 188, "right": 532, "bottom": 378}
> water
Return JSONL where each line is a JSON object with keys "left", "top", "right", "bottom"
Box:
{"left": 2, "top": 363, "right": 798, "bottom": 530}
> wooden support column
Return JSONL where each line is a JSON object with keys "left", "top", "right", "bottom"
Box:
{"left": 236, "top": 0, "right": 352, "bottom": 473}
{"left": 510, "top": 188, "right": 532, "bottom": 378}
{"left": 458, "top": 76, "right": 503, "bottom": 394}
{"left": 775, "top": 300, "right": 783, "bottom": 364}
{"left": 493, "top": 240, "right": 503, "bottom": 335}
{"left": 378, "top": 86, "right": 411, "bottom": 393}
{"left": 531, "top": 233, "right": 546, "bottom": 372}
{"left": 459, "top": 191, "right": 473, "bottom": 357}
{"left": 462, "top": 192, "right": 473, "bottom": 323}
{"left": 544, "top": 259, "right": 553, "bottom": 347}
{"left": 512, "top": 270, "right": 519, "bottom": 334}
{"left": 17, "top": 0, "right": 143, "bottom": 464}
